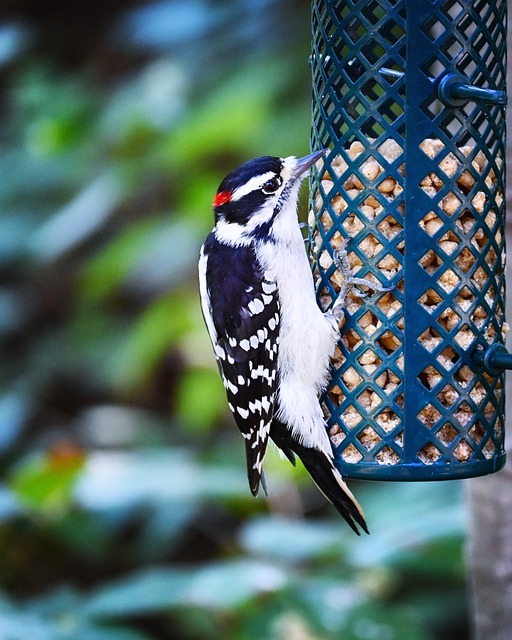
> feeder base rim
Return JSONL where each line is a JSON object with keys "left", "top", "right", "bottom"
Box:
{"left": 334, "top": 454, "right": 506, "bottom": 481}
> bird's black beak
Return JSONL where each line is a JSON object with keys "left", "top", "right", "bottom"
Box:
{"left": 293, "top": 148, "right": 329, "bottom": 179}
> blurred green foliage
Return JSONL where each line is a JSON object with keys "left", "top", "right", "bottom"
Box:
{"left": 0, "top": 1, "right": 468, "bottom": 638}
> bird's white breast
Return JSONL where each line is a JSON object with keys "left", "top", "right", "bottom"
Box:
{"left": 256, "top": 194, "right": 338, "bottom": 454}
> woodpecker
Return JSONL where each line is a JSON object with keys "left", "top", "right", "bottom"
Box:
{"left": 198, "top": 150, "right": 384, "bottom": 534}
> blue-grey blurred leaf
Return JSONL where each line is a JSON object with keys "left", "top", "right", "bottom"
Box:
{"left": 100, "top": 60, "right": 185, "bottom": 135}
{"left": 0, "top": 215, "right": 39, "bottom": 266}
{"left": 124, "top": 218, "right": 202, "bottom": 295}
{"left": 74, "top": 449, "right": 248, "bottom": 511}
{"left": 0, "top": 485, "right": 21, "bottom": 520}
{"left": 0, "top": 149, "right": 82, "bottom": 205}
{"left": 181, "top": 559, "right": 288, "bottom": 610}
{"left": 0, "top": 289, "right": 29, "bottom": 335}
{"left": 86, "top": 567, "right": 190, "bottom": 616}
{"left": 240, "top": 516, "right": 344, "bottom": 562}
{"left": 297, "top": 577, "right": 365, "bottom": 632}
{"left": 22, "top": 588, "right": 151, "bottom": 640}
{"left": 29, "top": 174, "right": 123, "bottom": 262}
{"left": 0, "top": 612, "right": 55, "bottom": 640}
{"left": 347, "top": 481, "right": 465, "bottom": 567}
{"left": 117, "top": 0, "right": 221, "bottom": 51}
{"left": 0, "top": 23, "right": 30, "bottom": 66}
{"left": 136, "top": 501, "right": 197, "bottom": 559}
{"left": 0, "top": 389, "right": 32, "bottom": 452}
{"left": 87, "top": 559, "right": 287, "bottom": 616}
{"left": 24, "top": 310, "right": 129, "bottom": 396}
{"left": 75, "top": 404, "right": 163, "bottom": 448}
{"left": 81, "top": 216, "right": 200, "bottom": 301}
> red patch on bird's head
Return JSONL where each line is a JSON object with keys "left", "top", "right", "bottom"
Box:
{"left": 213, "top": 190, "right": 232, "bottom": 207}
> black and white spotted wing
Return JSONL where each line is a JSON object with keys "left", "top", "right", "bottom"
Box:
{"left": 199, "top": 234, "right": 280, "bottom": 496}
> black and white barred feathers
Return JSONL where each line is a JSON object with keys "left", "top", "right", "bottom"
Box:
{"left": 200, "top": 238, "right": 279, "bottom": 496}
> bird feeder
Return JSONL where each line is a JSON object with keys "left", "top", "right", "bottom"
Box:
{"left": 309, "top": 0, "right": 509, "bottom": 480}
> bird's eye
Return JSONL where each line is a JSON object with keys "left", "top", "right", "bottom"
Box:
{"left": 262, "top": 177, "right": 282, "bottom": 194}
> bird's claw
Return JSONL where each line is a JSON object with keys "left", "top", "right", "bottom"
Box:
{"left": 329, "top": 238, "right": 394, "bottom": 323}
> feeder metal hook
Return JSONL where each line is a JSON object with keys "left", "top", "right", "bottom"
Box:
{"left": 438, "top": 73, "right": 507, "bottom": 108}
{"left": 473, "top": 343, "right": 512, "bottom": 377}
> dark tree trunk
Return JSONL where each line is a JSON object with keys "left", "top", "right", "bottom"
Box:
{"left": 467, "top": 5, "right": 512, "bottom": 636}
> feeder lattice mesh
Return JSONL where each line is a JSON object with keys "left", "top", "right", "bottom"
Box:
{"left": 310, "top": 0, "right": 507, "bottom": 478}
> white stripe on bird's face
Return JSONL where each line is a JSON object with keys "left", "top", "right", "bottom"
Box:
{"left": 230, "top": 171, "right": 276, "bottom": 202}
{"left": 227, "top": 155, "right": 298, "bottom": 204}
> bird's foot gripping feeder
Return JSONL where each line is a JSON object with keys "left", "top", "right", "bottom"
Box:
{"left": 309, "top": 0, "right": 509, "bottom": 480}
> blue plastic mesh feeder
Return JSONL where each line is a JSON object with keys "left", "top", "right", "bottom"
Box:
{"left": 309, "top": 0, "right": 509, "bottom": 480}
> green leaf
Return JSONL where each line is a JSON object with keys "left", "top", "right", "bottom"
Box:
{"left": 159, "top": 59, "right": 294, "bottom": 170}
{"left": 79, "top": 218, "right": 161, "bottom": 302}
{"left": 389, "top": 535, "right": 465, "bottom": 580}
{"left": 9, "top": 446, "right": 86, "bottom": 514}
{"left": 339, "top": 603, "right": 435, "bottom": 640}
{"left": 106, "top": 290, "right": 194, "bottom": 391}
{"left": 176, "top": 367, "right": 226, "bottom": 432}
{"left": 15, "top": 64, "right": 98, "bottom": 157}
{"left": 80, "top": 215, "right": 200, "bottom": 303}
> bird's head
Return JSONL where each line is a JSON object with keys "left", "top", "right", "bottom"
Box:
{"left": 212, "top": 150, "right": 327, "bottom": 245}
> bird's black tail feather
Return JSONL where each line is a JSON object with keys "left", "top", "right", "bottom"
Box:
{"left": 271, "top": 421, "right": 368, "bottom": 535}
{"left": 244, "top": 442, "right": 268, "bottom": 497}
{"left": 298, "top": 446, "right": 368, "bottom": 535}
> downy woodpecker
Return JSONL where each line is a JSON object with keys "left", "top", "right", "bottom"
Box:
{"left": 199, "top": 150, "right": 384, "bottom": 534}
